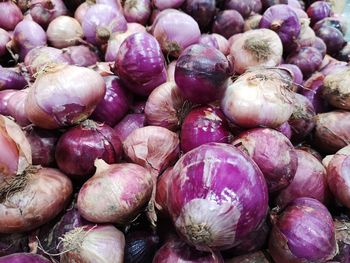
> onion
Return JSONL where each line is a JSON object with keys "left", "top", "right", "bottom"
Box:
{"left": 151, "top": 10, "right": 201, "bottom": 58}
{"left": 229, "top": 29, "right": 283, "bottom": 74}
{"left": 221, "top": 68, "right": 295, "bottom": 128}
{"left": 0, "top": 233, "right": 29, "bottom": 256}
{"left": 64, "top": 45, "right": 99, "bottom": 67}
{"left": 0, "top": 29, "right": 10, "bottom": 58}
{"left": 56, "top": 120, "right": 122, "bottom": 181}
{"left": 29, "top": 0, "right": 68, "bottom": 28}
{"left": 144, "top": 82, "right": 189, "bottom": 131}
{"left": 155, "top": 167, "right": 173, "bottom": 217}
{"left": 269, "top": 197, "right": 337, "bottom": 263}
{"left": 307, "top": 1, "right": 333, "bottom": 25}
{"left": 225, "top": 251, "right": 271, "bottom": 263}
{"left": 47, "top": 16, "right": 83, "bottom": 48}
{"left": 59, "top": 225, "right": 125, "bottom": 263}
{"left": 275, "top": 122, "right": 292, "bottom": 140}
{"left": 295, "top": 145, "right": 322, "bottom": 162}
{"left": 12, "top": 20, "right": 48, "bottom": 61}
{"left": 233, "top": 128, "right": 297, "bottom": 192}
{"left": 244, "top": 14, "right": 262, "bottom": 31}
{"left": 74, "top": 2, "right": 89, "bottom": 24}
{"left": 0, "top": 1, "right": 23, "bottom": 31}
{"left": 77, "top": 159, "right": 152, "bottom": 223}
{"left": 279, "top": 64, "right": 303, "bottom": 85}
{"left": 212, "top": 10, "right": 244, "bottom": 39}
{"left": 0, "top": 166, "right": 72, "bottom": 233}
{"left": 123, "top": 0, "right": 151, "bottom": 25}
{"left": 250, "top": 0, "right": 262, "bottom": 13}
{"left": 153, "top": 237, "right": 224, "bottom": 263}
{"left": 313, "top": 111, "right": 350, "bottom": 154}
{"left": 175, "top": 44, "right": 231, "bottom": 104}
{"left": 293, "top": 25, "right": 316, "bottom": 51}
{"left": 0, "top": 67, "right": 27, "bottom": 91}
{"left": 181, "top": 105, "right": 230, "bottom": 153}
{"left": 183, "top": 0, "right": 215, "bottom": 31}
{"left": 198, "top": 34, "right": 229, "bottom": 55}
{"left": 315, "top": 25, "right": 346, "bottom": 56}
{"left": 113, "top": 113, "right": 145, "bottom": 142}
{"left": 311, "top": 36, "right": 327, "bottom": 57}
{"left": 0, "top": 253, "right": 51, "bottom": 263}
{"left": 152, "top": 0, "right": 185, "bottom": 10}
{"left": 0, "top": 90, "right": 17, "bottom": 116}
{"left": 261, "top": 0, "right": 288, "bottom": 10}
{"left": 314, "top": 17, "right": 348, "bottom": 36}
{"left": 115, "top": 32, "right": 167, "bottom": 96}
{"left": 82, "top": 4, "right": 127, "bottom": 46}
{"left": 225, "top": 0, "right": 252, "bottom": 18}
{"left": 25, "top": 64, "right": 106, "bottom": 129}
{"left": 6, "top": 89, "right": 30, "bottom": 126}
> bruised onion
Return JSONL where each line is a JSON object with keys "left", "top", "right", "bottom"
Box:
{"left": 183, "top": 0, "right": 216, "bottom": 31}
{"left": 0, "top": 29, "right": 10, "bottom": 58}
{"left": 212, "top": 10, "right": 244, "bottom": 39}
{"left": 29, "top": 0, "right": 68, "bottom": 28}
{"left": 6, "top": 89, "right": 30, "bottom": 126}
{"left": 0, "top": 67, "right": 27, "bottom": 91}
{"left": 0, "top": 253, "right": 51, "bottom": 263}
{"left": 63, "top": 45, "right": 99, "bottom": 67}
{"left": 0, "top": 1, "right": 23, "bottom": 31}
{"left": 113, "top": 114, "right": 145, "bottom": 142}
{"left": 123, "top": 0, "right": 151, "bottom": 25}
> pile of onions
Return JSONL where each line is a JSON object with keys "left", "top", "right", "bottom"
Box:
{"left": 183, "top": 0, "right": 216, "bottom": 31}
{"left": 212, "top": 10, "right": 245, "bottom": 39}
{"left": 0, "top": 253, "right": 51, "bottom": 263}
{"left": 198, "top": 34, "right": 229, "bottom": 55}
{"left": 113, "top": 113, "right": 145, "bottom": 142}
{"left": 232, "top": 128, "right": 297, "bottom": 192}
{"left": 25, "top": 64, "right": 106, "bottom": 129}
{"left": 167, "top": 143, "right": 268, "bottom": 251}
{"left": 123, "top": 0, "right": 151, "bottom": 25}
{"left": 29, "top": 0, "right": 68, "bottom": 28}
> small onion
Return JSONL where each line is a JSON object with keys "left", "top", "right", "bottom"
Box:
{"left": 64, "top": 45, "right": 99, "bottom": 67}
{"left": 225, "top": 251, "right": 271, "bottom": 263}
{"left": 29, "top": 0, "right": 68, "bottom": 28}
{"left": 0, "top": 1, "right": 23, "bottom": 31}
{"left": 307, "top": 1, "right": 333, "bottom": 25}
{"left": 212, "top": 10, "right": 244, "bottom": 39}
{"left": 123, "top": 0, "right": 151, "bottom": 25}
{"left": 244, "top": 14, "right": 262, "bottom": 31}
{"left": 183, "top": 0, "right": 216, "bottom": 31}
{"left": 113, "top": 113, "right": 145, "bottom": 142}
{"left": 6, "top": 89, "right": 30, "bottom": 126}
{"left": 0, "top": 29, "right": 10, "bottom": 58}
{"left": 0, "top": 253, "right": 50, "bottom": 263}
{"left": 0, "top": 90, "right": 17, "bottom": 116}
{"left": 0, "top": 67, "right": 27, "bottom": 91}
{"left": 152, "top": 0, "right": 185, "bottom": 10}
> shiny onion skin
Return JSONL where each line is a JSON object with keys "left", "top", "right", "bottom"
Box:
{"left": 29, "top": 0, "right": 68, "bottom": 28}
{"left": 115, "top": 32, "right": 167, "bottom": 96}
{"left": 275, "top": 149, "right": 329, "bottom": 209}
{"left": 0, "top": 253, "right": 51, "bottom": 263}
{"left": 167, "top": 143, "right": 268, "bottom": 251}
{"left": 315, "top": 25, "right": 346, "bottom": 56}
{"left": 0, "top": 67, "right": 27, "bottom": 91}
{"left": 224, "top": 0, "right": 252, "bottom": 18}
{"left": 225, "top": 251, "right": 271, "bottom": 263}
{"left": 233, "top": 128, "right": 297, "bottom": 193}
{"left": 113, "top": 113, "right": 145, "bottom": 142}
{"left": 307, "top": 1, "right": 332, "bottom": 25}
{"left": 0, "top": 166, "right": 72, "bottom": 233}
{"left": 25, "top": 64, "right": 106, "bottom": 129}
{"left": 0, "top": 90, "right": 17, "bottom": 116}
{"left": 78, "top": 160, "right": 152, "bottom": 224}
{"left": 183, "top": 0, "right": 216, "bottom": 31}
{"left": 269, "top": 198, "right": 337, "bottom": 263}
{"left": 0, "top": 1, "right": 23, "bottom": 31}
{"left": 181, "top": 105, "right": 230, "bottom": 153}
{"left": 175, "top": 44, "right": 231, "bottom": 104}
{"left": 275, "top": 122, "right": 292, "bottom": 140}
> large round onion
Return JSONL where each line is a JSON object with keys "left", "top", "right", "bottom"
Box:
{"left": 167, "top": 143, "right": 268, "bottom": 251}
{"left": 25, "top": 64, "right": 106, "bottom": 129}
{"left": 212, "top": 10, "right": 244, "bottom": 39}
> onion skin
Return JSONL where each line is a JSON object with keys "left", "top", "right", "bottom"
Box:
{"left": 0, "top": 29, "right": 10, "bottom": 58}
{"left": 0, "top": 91, "right": 18, "bottom": 115}
{"left": 0, "top": 253, "right": 51, "bottom": 263}
{"left": 175, "top": 44, "right": 232, "bottom": 104}
{"left": 168, "top": 143, "right": 268, "bottom": 251}
{"left": 315, "top": 25, "right": 346, "bottom": 56}
{"left": 6, "top": 89, "right": 30, "bottom": 126}
{"left": 74, "top": 2, "right": 89, "bottom": 24}
{"left": 152, "top": 0, "right": 185, "bottom": 10}
{"left": 212, "top": 10, "right": 244, "bottom": 39}
{"left": 233, "top": 128, "right": 297, "bottom": 193}
{"left": 25, "top": 64, "right": 106, "bottom": 129}
{"left": 183, "top": 0, "right": 216, "bottom": 31}
{"left": 115, "top": 32, "right": 167, "bottom": 96}
{"left": 269, "top": 198, "right": 337, "bottom": 263}
{"left": 307, "top": 1, "right": 333, "bottom": 25}
{"left": 275, "top": 122, "right": 292, "bottom": 140}
{"left": 123, "top": 0, "right": 151, "bottom": 25}
{"left": 77, "top": 160, "right": 153, "bottom": 224}
{"left": 312, "top": 36, "right": 327, "bottom": 57}
{"left": 333, "top": 218, "right": 350, "bottom": 263}
{"left": 64, "top": 45, "right": 99, "bottom": 67}
{"left": 199, "top": 34, "right": 229, "bottom": 56}
{"left": 279, "top": 64, "right": 303, "bottom": 85}
{"left": 113, "top": 113, "right": 145, "bottom": 142}
{"left": 0, "top": 1, "right": 23, "bottom": 31}
{"left": 155, "top": 167, "right": 173, "bottom": 217}
{"left": 0, "top": 68, "right": 27, "bottom": 91}
{"left": 0, "top": 166, "right": 73, "bottom": 234}
{"left": 244, "top": 14, "right": 262, "bottom": 31}
{"left": 29, "top": 0, "right": 68, "bottom": 28}
{"left": 323, "top": 69, "right": 350, "bottom": 110}
{"left": 225, "top": 251, "right": 271, "bottom": 263}
{"left": 225, "top": 0, "right": 252, "bottom": 18}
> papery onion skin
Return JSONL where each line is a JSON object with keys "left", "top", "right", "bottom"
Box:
{"left": 0, "top": 68, "right": 27, "bottom": 91}
{"left": 115, "top": 32, "right": 167, "bottom": 96}
{"left": 233, "top": 128, "right": 297, "bottom": 193}
{"left": 0, "top": 29, "right": 10, "bottom": 58}
{"left": 0, "top": 1, "right": 23, "bottom": 31}
{"left": 123, "top": 0, "right": 151, "bottom": 25}
{"left": 113, "top": 114, "right": 145, "bottom": 142}
{"left": 225, "top": 251, "right": 271, "bottom": 263}
{"left": 29, "top": 0, "right": 68, "bottom": 28}
{"left": 152, "top": 0, "right": 185, "bottom": 10}
{"left": 25, "top": 64, "right": 106, "bottom": 129}
{"left": 212, "top": 10, "right": 244, "bottom": 39}
{"left": 279, "top": 64, "right": 303, "bottom": 85}
{"left": 0, "top": 166, "right": 73, "bottom": 233}
{"left": 167, "top": 143, "right": 268, "bottom": 251}
{"left": 183, "top": 0, "right": 216, "bottom": 31}
{"left": 269, "top": 198, "right": 337, "bottom": 263}
{"left": 0, "top": 253, "right": 51, "bottom": 263}
{"left": 0, "top": 233, "right": 29, "bottom": 256}
{"left": 6, "top": 89, "right": 30, "bottom": 126}
{"left": 78, "top": 160, "right": 153, "bottom": 224}
{"left": 64, "top": 45, "right": 99, "bottom": 67}
{"left": 175, "top": 44, "right": 232, "bottom": 104}
{"left": 307, "top": 1, "right": 333, "bottom": 25}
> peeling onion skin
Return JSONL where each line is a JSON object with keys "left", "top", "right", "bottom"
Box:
{"left": 167, "top": 143, "right": 268, "bottom": 251}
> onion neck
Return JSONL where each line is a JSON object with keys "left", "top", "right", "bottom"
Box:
{"left": 62, "top": 226, "right": 88, "bottom": 253}
{"left": 86, "top": 0, "right": 96, "bottom": 5}
{"left": 243, "top": 37, "right": 272, "bottom": 62}
{"left": 271, "top": 20, "right": 282, "bottom": 31}
{"left": 96, "top": 27, "right": 111, "bottom": 44}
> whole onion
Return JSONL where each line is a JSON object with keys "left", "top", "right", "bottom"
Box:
{"left": 113, "top": 113, "right": 145, "bottom": 142}
{"left": 0, "top": 233, "right": 29, "bottom": 256}
{"left": 233, "top": 128, "right": 297, "bottom": 192}
{"left": 312, "top": 36, "right": 327, "bottom": 57}
{"left": 123, "top": 0, "right": 151, "bottom": 25}
{"left": 225, "top": 0, "right": 252, "bottom": 18}
{"left": 307, "top": 1, "right": 333, "bottom": 25}
{"left": 225, "top": 251, "right": 271, "bottom": 263}
{"left": 0, "top": 166, "right": 72, "bottom": 233}
{"left": 244, "top": 14, "right": 262, "bottom": 31}
{"left": 181, "top": 105, "right": 230, "bottom": 153}
{"left": 212, "top": 10, "right": 244, "bottom": 39}
{"left": 0, "top": 67, "right": 27, "bottom": 91}
{"left": 25, "top": 64, "right": 106, "bottom": 129}
{"left": 198, "top": 34, "right": 229, "bottom": 55}
{"left": 0, "top": 90, "right": 17, "bottom": 116}
{"left": 47, "top": 16, "right": 83, "bottom": 48}
{"left": 315, "top": 25, "right": 346, "bottom": 55}
{"left": 77, "top": 159, "right": 153, "bottom": 223}
{"left": 152, "top": 0, "right": 185, "bottom": 10}
{"left": 167, "top": 143, "right": 268, "bottom": 251}
{"left": 64, "top": 45, "right": 99, "bottom": 67}
{"left": 151, "top": 10, "right": 201, "bottom": 57}
{"left": 0, "top": 1, "right": 23, "bottom": 31}
{"left": 60, "top": 225, "right": 125, "bottom": 263}
{"left": 183, "top": 0, "right": 216, "bottom": 31}
{"left": 229, "top": 29, "right": 283, "bottom": 74}
{"left": 269, "top": 197, "right": 337, "bottom": 263}
{"left": 0, "top": 253, "right": 51, "bottom": 263}
{"left": 29, "top": 0, "right": 68, "bottom": 28}
{"left": 279, "top": 64, "right": 303, "bottom": 85}
{"left": 55, "top": 120, "right": 123, "bottom": 181}
{"left": 0, "top": 29, "right": 10, "bottom": 58}
{"left": 6, "top": 89, "right": 30, "bottom": 126}
{"left": 175, "top": 44, "right": 231, "bottom": 104}
{"left": 221, "top": 68, "right": 295, "bottom": 128}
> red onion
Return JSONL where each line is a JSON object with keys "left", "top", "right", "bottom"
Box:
{"left": 56, "top": 120, "right": 122, "bottom": 180}
{"left": 59, "top": 225, "right": 125, "bottom": 263}
{"left": 115, "top": 32, "right": 167, "bottom": 96}
{"left": 152, "top": 0, "right": 185, "bottom": 10}
{"left": 0, "top": 253, "right": 51, "bottom": 263}
{"left": 0, "top": 166, "right": 72, "bottom": 233}
{"left": 96, "top": 0, "right": 123, "bottom": 12}
{"left": 0, "top": 29, "right": 10, "bottom": 58}
{"left": 212, "top": 10, "right": 244, "bottom": 39}
{"left": 175, "top": 44, "right": 231, "bottom": 104}
{"left": 199, "top": 34, "right": 229, "bottom": 55}
{"left": 12, "top": 20, "right": 47, "bottom": 61}
{"left": 183, "top": 0, "right": 216, "bottom": 31}
{"left": 64, "top": 45, "right": 99, "bottom": 67}
{"left": 233, "top": 128, "right": 297, "bottom": 192}
{"left": 113, "top": 113, "right": 145, "bottom": 142}
{"left": 244, "top": 14, "right": 262, "bottom": 31}
{"left": 0, "top": 233, "right": 29, "bottom": 256}
{"left": 229, "top": 29, "right": 283, "bottom": 74}
{"left": 0, "top": 90, "right": 17, "bottom": 116}
{"left": 293, "top": 25, "right": 316, "bottom": 51}
{"left": 167, "top": 143, "right": 268, "bottom": 251}
{"left": 6, "top": 89, "right": 30, "bottom": 126}
{"left": 269, "top": 197, "right": 337, "bottom": 263}
{"left": 279, "top": 63, "right": 303, "bottom": 85}
{"left": 29, "top": 0, "right": 68, "bottom": 28}
{"left": 221, "top": 68, "right": 295, "bottom": 128}
{"left": 312, "top": 36, "right": 327, "bottom": 57}
{"left": 0, "top": 1, "right": 23, "bottom": 31}
{"left": 181, "top": 105, "right": 230, "bottom": 153}
{"left": 123, "top": 0, "right": 151, "bottom": 25}
{"left": 275, "top": 122, "right": 292, "bottom": 140}
{"left": 314, "top": 16, "right": 348, "bottom": 36}
{"left": 0, "top": 67, "right": 27, "bottom": 91}
{"left": 25, "top": 64, "right": 106, "bottom": 129}
{"left": 82, "top": 4, "right": 127, "bottom": 46}
{"left": 261, "top": 0, "right": 288, "bottom": 10}
{"left": 315, "top": 25, "right": 346, "bottom": 56}
{"left": 225, "top": 251, "right": 271, "bottom": 263}
{"left": 295, "top": 145, "right": 322, "bottom": 162}
{"left": 307, "top": 1, "right": 333, "bottom": 25}
{"left": 46, "top": 16, "right": 83, "bottom": 48}
{"left": 151, "top": 10, "right": 201, "bottom": 58}
{"left": 74, "top": 2, "right": 89, "bottom": 24}
{"left": 225, "top": 0, "right": 252, "bottom": 18}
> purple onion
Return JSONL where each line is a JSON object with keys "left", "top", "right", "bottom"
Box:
{"left": 0, "top": 1, "right": 23, "bottom": 31}
{"left": 91, "top": 76, "right": 132, "bottom": 127}
{"left": 286, "top": 46, "right": 323, "bottom": 76}
{"left": 312, "top": 36, "right": 327, "bottom": 57}
{"left": 199, "top": 34, "right": 229, "bottom": 55}
{"left": 175, "top": 44, "right": 232, "bottom": 104}
{"left": 295, "top": 145, "right": 322, "bottom": 162}
{"left": 181, "top": 105, "right": 230, "bottom": 153}
{"left": 115, "top": 32, "right": 167, "bottom": 96}
{"left": 275, "top": 122, "right": 292, "bottom": 140}
{"left": 6, "top": 89, "right": 30, "bottom": 126}
{"left": 315, "top": 25, "right": 346, "bottom": 55}
{"left": 288, "top": 0, "right": 302, "bottom": 9}
{"left": 74, "top": 2, "right": 89, "bottom": 24}
{"left": 0, "top": 233, "right": 28, "bottom": 256}
{"left": 96, "top": 0, "right": 123, "bottom": 12}
{"left": 0, "top": 67, "right": 27, "bottom": 91}
{"left": 212, "top": 10, "right": 244, "bottom": 39}
{"left": 113, "top": 113, "right": 145, "bottom": 142}
{"left": 319, "top": 55, "right": 348, "bottom": 77}
{"left": 0, "top": 89, "right": 16, "bottom": 116}
{"left": 0, "top": 29, "right": 10, "bottom": 58}
{"left": 314, "top": 17, "right": 348, "bottom": 35}
{"left": 82, "top": 4, "right": 127, "bottom": 46}
{"left": 225, "top": 0, "right": 252, "bottom": 18}
{"left": 269, "top": 198, "right": 337, "bottom": 263}
{"left": 64, "top": 45, "right": 99, "bottom": 67}
{"left": 152, "top": 0, "right": 185, "bottom": 10}
{"left": 0, "top": 253, "right": 51, "bottom": 263}
{"left": 29, "top": 0, "right": 68, "bottom": 28}
{"left": 259, "top": 4, "right": 301, "bottom": 47}
{"left": 307, "top": 1, "right": 332, "bottom": 25}
{"left": 250, "top": 1, "right": 262, "bottom": 14}
{"left": 123, "top": 0, "right": 151, "bottom": 25}
{"left": 183, "top": 0, "right": 216, "bottom": 31}
{"left": 279, "top": 63, "right": 303, "bottom": 85}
